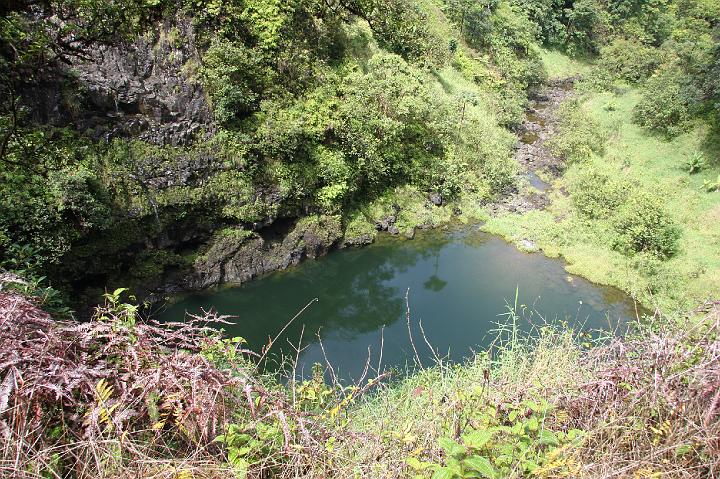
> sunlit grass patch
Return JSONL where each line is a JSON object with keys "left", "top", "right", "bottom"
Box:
{"left": 485, "top": 86, "right": 720, "bottom": 314}
{"left": 538, "top": 47, "right": 593, "bottom": 80}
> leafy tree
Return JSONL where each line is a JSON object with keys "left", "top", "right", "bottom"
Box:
{"left": 570, "top": 171, "right": 631, "bottom": 219}
{"left": 338, "top": 0, "right": 437, "bottom": 61}
{"left": 336, "top": 53, "right": 447, "bottom": 194}
{"left": 548, "top": 101, "right": 606, "bottom": 163}
{"left": 563, "top": 0, "right": 609, "bottom": 54}
{"left": 200, "top": 40, "right": 271, "bottom": 125}
{"left": 612, "top": 191, "right": 681, "bottom": 259}
{"left": 633, "top": 67, "right": 696, "bottom": 136}
{"left": 606, "top": 0, "right": 674, "bottom": 45}
{"left": 594, "top": 38, "right": 661, "bottom": 84}
{"left": 511, "top": 0, "right": 566, "bottom": 45}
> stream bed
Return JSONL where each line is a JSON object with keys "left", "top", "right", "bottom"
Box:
{"left": 160, "top": 228, "right": 642, "bottom": 380}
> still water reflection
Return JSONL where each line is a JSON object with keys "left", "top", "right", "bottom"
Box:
{"left": 160, "top": 228, "right": 641, "bottom": 380}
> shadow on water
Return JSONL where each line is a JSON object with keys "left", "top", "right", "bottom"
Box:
{"left": 159, "top": 228, "right": 644, "bottom": 381}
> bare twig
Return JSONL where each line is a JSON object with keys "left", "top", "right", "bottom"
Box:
{"left": 405, "top": 288, "right": 423, "bottom": 369}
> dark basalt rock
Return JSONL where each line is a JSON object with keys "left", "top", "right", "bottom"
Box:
{"left": 341, "top": 233, "right": 375, "bottom": 248}
{"left": 25, "top": 16, "right": 214, "bottom": 147}
{"left": 77, "top": 19, "right": 214, "bottom": 146}
{"left": 375, "top": 215, "right": 397, "bottom": 231}
{"left": 190, "top": 215, "right": 343, "bottom": 289}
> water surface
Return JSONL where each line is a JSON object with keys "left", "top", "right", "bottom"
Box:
{"left": 526, "top": 171, "right": 551, "bottom": 191}
{"left": 160, "top": 228, "right": 640, "bottom": 380}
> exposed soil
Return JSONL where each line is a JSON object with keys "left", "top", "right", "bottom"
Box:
{"left": 488, "top": 77, "right": 576, "bottom": 216}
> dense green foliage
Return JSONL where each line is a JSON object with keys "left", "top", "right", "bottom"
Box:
{"left": 611, "top": 191, "right": 682, "bottom": 259}
{"left": 1, "top": 0, "right": 718, "bottom": 312}
{"left": 1, "top": 1, "right": 719, "bottom": 478}
{"left": 578, "top": 0, "right": 720, "bottom": 137}
{"left": 0, "top": 0, "right": 537, "bottom": 304}
{"left": 547, "top": 100, "right": 605, "bottom": 163}
{"left": 0, "top": 3, "right": 571, "bottom": 309}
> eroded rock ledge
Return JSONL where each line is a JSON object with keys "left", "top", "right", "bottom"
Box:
{"left": 188, "top": 215, "right": 343, "bottom": 290}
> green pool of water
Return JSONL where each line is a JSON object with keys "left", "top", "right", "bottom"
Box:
{"left": 159, "top": 228, "right": 641, "bottom": 380}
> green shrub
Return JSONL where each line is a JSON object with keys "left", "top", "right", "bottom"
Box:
{"left": 548, "top": 101, "right": 606, "bottom": 164}
{"left": 0, "top": 245, "right": 70, "bottom": 316}
{"left": 612, "top": 191, "right": 681, "bottom": 259}
{"left": 563, "top": 0, "right": 610, "bottom": 55}
{"left": 593, "top": 38, "right": 662, "bottom": 84}
{"left": 415, "top": 398, "right": 583, "bottom": 479}
{"left": 0, "top": 163, "right": 111, "bottom": 266}
{"left": 356, "top": 0, "right": 440, "bottom": 62}
{"left": 633, "top": 68, "right": 695, "bottom": 136}
{"left": 515, "top": 0, "right": 611, "bottom": 54}
{"left": 336, "top": 53, "right": 448, "bottom": 194}
{"left": 569, "top": 171, "right": 632, "bottom": 219}
{"left": 200, "top": 40, "right": 270, "bottom": 125}
{"left": 683, "top": 151, "right": 707, "bottom": 174}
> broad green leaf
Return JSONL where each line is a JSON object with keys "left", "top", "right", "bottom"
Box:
{"left": 231, "top": 457, "right": 249, "bottom": 479}
{"left": 538, "top": 429, "right": 560, "bottom": 446}
{"left": 523, "top": 459, "right": 540, "bottom": 473}
{"left": 462, "top": 430, "right": 493, "bottom": 450}
{"left": 431, "top": 467, "right": 454, "bottom": 479}
{"left": 463, "top": 456, "right": 497, "bottom": 479}
{"left": 675, "top": 444, "right": 693, "bottom": 457}
{"left": 446, "top": 457, "right": 463, "bottom": 474}
{"left": 439, "top": 437, "right": 467, "bottom": 457}
{"left": 406, "top": 457, "right": 434, "bottom": 471}
{"left": 112, "top": 287, "right": 128, "bottom": 298}
{"left": 524, "top": 416, "right": 539, "bottom": 432}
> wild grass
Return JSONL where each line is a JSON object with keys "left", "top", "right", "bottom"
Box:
{"left": 537, "top": 48, "right": 593, "bottom": 80}
{"left": 295, "top": 302, "right": 720, "bottom": 478}
{"left": 3, "top": 277, "right": 719, "bottom": 478}
{"left": 484, "top": 86, "right": 720, "bottom": 313}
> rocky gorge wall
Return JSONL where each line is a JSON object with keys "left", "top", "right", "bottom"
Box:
{"left": 28, "top": 17, "right": 213, "bottom": 147}
{"left": 17, "top": 17, "right": 361, "bottom": 308}
{"left": 10, "top": 11, "right": 508, "bottom": 313}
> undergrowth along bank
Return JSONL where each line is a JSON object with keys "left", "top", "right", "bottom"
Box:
{"left": 2, "top": 280, "right": 719, "bottom": 478}
{"left": 485, "top": 49, "right": 720, "bottom": 314}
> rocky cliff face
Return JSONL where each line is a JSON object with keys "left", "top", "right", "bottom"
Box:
{"left": 27, "top": 17, "right": 213, "bottom": 147}
{"left": 13, "top": 16, "right": 371, "bottom": 307}
{"left": 189, "top": 215, "right": 343, "bottom": 290}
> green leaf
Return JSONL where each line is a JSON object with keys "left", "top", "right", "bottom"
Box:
{"left": 538, "top": 430, "right": 560, "bottom": 447}
{"left": 524, "top": 416, "right": 539, "bottom": 432}
{"left": 439, "top": 437, "right": 467, "bottom": 457}
{"left": 112, "top": 287, "right": 128, "bottom": 298}
{"left": 463, "top": 456, "right": 497, "bottom": 479}
{"left": 675, "top": 444, "right": 693, "bottom": 457}
{"left": 228, "top": 447, "right": 251, "bottom": 465}
{"left": 523, "top": 459, "right": 540, "bottom": 473}
{"left": 231, "top": 457, "right": 249, "bottom": 479}
{"left": 526, "top": 399, "right": 550, "bottom": 414}
{"left": 431, "top": 467, "right": 455, "bottom": 479}
{"left": 462, "top": 430, "right": 493, "bottom": 450}
{"left": 406, "top": 457, "right": 434, "bottom": 471}
{"left": 446, "top": 457, "right": 463, "bottom": 474}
